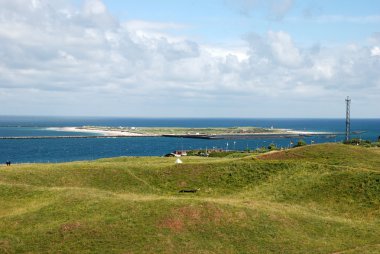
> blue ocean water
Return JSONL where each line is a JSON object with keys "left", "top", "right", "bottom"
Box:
{"left": 0, "top": 116, "right": 379, "bottom": 163}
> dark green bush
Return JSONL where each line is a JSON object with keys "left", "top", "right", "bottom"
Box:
{"left": 267, "top": 143, "right": 278, "bottom": 150}
{"left": 293, "top": 139, "right": 307, "bottom": 148}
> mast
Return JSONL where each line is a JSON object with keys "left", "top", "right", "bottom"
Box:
{"left": 345, "top": 96, "right": 351, "bottom": 142}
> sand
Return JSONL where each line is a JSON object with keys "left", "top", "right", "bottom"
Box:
{"left": 47, "top": 127, "right": 146, "bottom": 136}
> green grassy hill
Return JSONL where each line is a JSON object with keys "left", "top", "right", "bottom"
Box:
{"left": 0, "top": 144, "right": 379, "bottom": 253}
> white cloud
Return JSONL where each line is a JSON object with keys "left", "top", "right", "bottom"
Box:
{"left": 267, "top": 31, "right": 303, "bottom": 67}
{"left": 83, "top": 0, "right": 106, "bottom": 15}
{"left": 124, "top": 20, "right": 187, "bottom": 32}
{"left": 310, "top": 59, "right": 335, "bottom": 81}
{"left": 202, "top": 46, "right": 249, "bottom": 61}
{"left": 369, "top": 32, "right": 380, "bottom": 44}
{"left": 371, "top": 46, "right": 380, "bottom": 57}
{"left": 0, "top": 0, "right": 379, "bottom": 117}
{"left": 245, "top": 31, "right": 303, "bottom": 68}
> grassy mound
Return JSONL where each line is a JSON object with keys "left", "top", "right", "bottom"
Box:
{"left": 0, "top": 144, "right": 379, "bottom": 253}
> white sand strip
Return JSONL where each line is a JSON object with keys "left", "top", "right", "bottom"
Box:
{"left": 46, "top": 127, "right": 145, "bottom": 136}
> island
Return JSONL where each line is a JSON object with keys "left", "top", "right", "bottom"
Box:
{"left": 46, "top": 126, "right": 336, "bottom": 140}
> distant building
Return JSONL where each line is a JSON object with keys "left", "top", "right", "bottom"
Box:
{"left": 164, "top": 150, "right": 188, "bottom": 157}
{"left": 173, "top": 150, "right": 187, "bottom": 156}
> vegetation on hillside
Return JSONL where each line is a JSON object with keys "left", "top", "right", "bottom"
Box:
{"left": 344, "top": 138, "right": 380, "bottom": 147}
{"left": 0, "top": 144, "right": 379, "bottom": 253}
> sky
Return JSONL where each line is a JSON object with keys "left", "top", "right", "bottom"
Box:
{"left": 0, "top": 0, "right": 379, "bottom": 118}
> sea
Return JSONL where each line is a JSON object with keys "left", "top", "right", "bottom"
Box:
{"left": 0, "top": 116, "right": 379, "bottom": 163}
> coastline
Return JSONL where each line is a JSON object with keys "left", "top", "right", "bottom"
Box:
{"left": 46, "top": 126, "right": 335, "bottom": 137}
{"left": 46, "top": 127, "right": 147, "bottom": 137}
{"left": 1, "top": 119, "right": 377, "bottom": 164}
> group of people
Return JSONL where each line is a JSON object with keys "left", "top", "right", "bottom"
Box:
{"left": 5, "top": 161, "right": 11, "bottom": 166}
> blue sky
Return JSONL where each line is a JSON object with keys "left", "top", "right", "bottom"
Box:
{"left": 0, "top": 0, "right": 379, "bottom": 117}
{"left": 101, "top": 0, "right": 380, "bottom": 45}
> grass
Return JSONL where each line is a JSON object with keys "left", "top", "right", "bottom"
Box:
{"left": 0, "top": 144, "right": 380, "bottom": 253}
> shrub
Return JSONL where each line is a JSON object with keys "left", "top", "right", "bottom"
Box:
{"left": 293, "top": 139, "right": 307, "bottom": 148}
{"left": 344, "top": 139, "right": 371, "bottom": 146}
{"left": 267, "top": 143, "right": 278, "bottom": 150}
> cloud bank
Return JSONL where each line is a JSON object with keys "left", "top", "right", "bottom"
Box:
{"left": 0, "top": 0, "right": 379, "bottom": 117}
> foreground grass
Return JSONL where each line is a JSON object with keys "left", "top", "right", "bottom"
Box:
{"left": 0, "top": 144, "right": 379, "bottom": 253}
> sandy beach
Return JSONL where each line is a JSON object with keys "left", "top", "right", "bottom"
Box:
{"left": 47, "top": 127, "right": 147, "bottom": 136}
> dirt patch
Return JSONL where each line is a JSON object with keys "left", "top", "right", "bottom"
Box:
{"left": 235, "top": 211, "right": 248, "bottom": 220}
{"left": 177, "top": 206, "right": 201, "bottom": 220}
{"left": 158, "top": 204, "right": 232, "bottom": 232}
{"left": 203, "top": 203, "right": 225, "bottom": 224}
{"left": 178, "top": 181, "right": 188, "bottom": 187}
{"left": 158, "top": 205, "right": 201, "bottom": 232}
{"left": 59, "top": 221, "right": 82, "bottom": 235}
{"left": 159, "top": 217, "right": 184, "bottom": 232}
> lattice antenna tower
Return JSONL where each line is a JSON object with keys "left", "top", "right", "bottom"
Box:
{"left": 345, "top": 96, "right": 351, "bottom": 142}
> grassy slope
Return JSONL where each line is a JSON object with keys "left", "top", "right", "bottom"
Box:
{"left": 0, "top": 144, "right": 379, "bottom": 253}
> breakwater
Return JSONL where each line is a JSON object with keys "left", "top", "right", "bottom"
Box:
{"left": 160, "top": 133, "right": 339, "bottom": 140}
